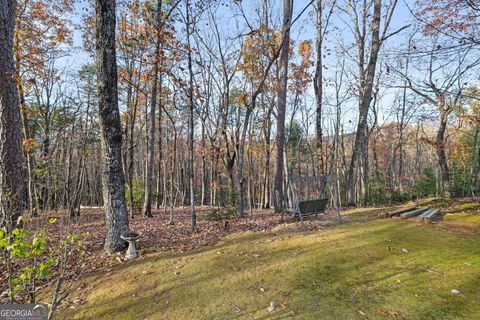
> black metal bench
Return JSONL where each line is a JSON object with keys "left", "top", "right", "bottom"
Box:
{"left": 286, "top": 175, "right": 329, "bottom": 223}
{"left": 294, "top": 198, "right": 328, "bottom": 220}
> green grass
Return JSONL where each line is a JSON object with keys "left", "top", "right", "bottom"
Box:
{"left": 58, "top": 202, "right": 480, "bottom": 319}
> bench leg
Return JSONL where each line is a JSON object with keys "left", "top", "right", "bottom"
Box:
{"left": 299, "top": 212, "right": 306, "bottom": 230}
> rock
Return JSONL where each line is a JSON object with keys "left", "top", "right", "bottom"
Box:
{"left": 402, "top": 248, "right": 409, "bottom": 253}
{"left": 267, "top": 301, "right": 275, "bottom": 313}
{"left": 451, "top": 289, "right": 461, "bottom": 294}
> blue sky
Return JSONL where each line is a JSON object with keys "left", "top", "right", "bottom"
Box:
{"left": 62, "top": 0, "right": 454, "bottom": 135}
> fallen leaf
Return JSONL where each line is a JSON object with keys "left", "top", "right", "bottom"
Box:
{"left": 267, "top": 301, "right": 275, "bottom": 313}
{"left": 358, "top": 310, "right": 367, "bottom": 318}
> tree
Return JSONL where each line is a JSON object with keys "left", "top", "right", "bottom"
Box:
{"left": 185, "top": 0, "right": 196, "bottom": 229}
{"left": 142, "top": 0, "right": 163, "bottom": 218}
{"left": 415, "top": 0, "right": 479, "bottom": 45}
{"left": 14, "top": 0, "right": 74, "bottom": 215}
{"left": 343, "top": 0, "right": 404, "bottom": 205}
{"left": 465, "top": 86, "right": 480, "bottom": 194}
{"left": 393, "top": 39, "right": 479, "bottom": 196}
{"left": 0, "top": 0, "right": 25, "bottom": 228}
{"left": 273, "top": 0, "right": 293, "bottom": 213}
{"left": 96, "top": 0, "right": 129, "bottom": 253}
{"left": 313, "top": 0, "right": 336, "bottom": 174}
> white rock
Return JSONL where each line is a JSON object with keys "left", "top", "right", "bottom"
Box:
{"left": 451, "top": 289, "right": 461, "bottom": 294}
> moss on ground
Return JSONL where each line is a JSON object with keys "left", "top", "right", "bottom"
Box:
{"left": 57, "top": 200, "right": 480, "bottom": 319}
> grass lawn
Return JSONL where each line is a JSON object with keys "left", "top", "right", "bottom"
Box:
{"left": 58, "top": 201, "right": 480, "bottom": 319}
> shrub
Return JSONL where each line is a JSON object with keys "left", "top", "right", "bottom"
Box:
{"left": 217, "top": 188, "right": 237, "bottom": 208}
{"left": 204, "top": 208, "right": 236, "bottom": 221}
{"left": 450, "top": 164, "right": 470, "bottom": 197}
{"left": 0, "top": 216, "right": 82, "bottom": 314}
{"left": 125, "top": 177, "right": 145, "bottom": 213}
{"left": 415, "top": 166, "right": 437, "bottom": 198}
{"left": 391, "top": 189, "right": 415, "bottom": 203}
{"left": 364, "top": 181, "right": 389, "bottom": 206}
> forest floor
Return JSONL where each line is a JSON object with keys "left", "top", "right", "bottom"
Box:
{"left": 0, "top": 204, "right": 334, "bottom": 302}
{"left": 27, "top": 199, "right": 480, "bottom": 318}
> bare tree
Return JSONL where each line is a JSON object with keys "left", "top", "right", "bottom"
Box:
{"left": 393, "top": 39, "right": 480, "bottom": 196}
{"left": 343, "top": 0, "right": 405, "bottom": 205}
{"left": 95, "top": 0, "right": 129, "bottom": 253}
{"left": 185, "top": 0, "right": 196, "bottom": 229}
{"left": 314, "top": 0, "right": 336, "bottom": 174}
{"left": 273, "top": 0, "right": 293, "bottom": 213}
{"left": 143, "top": 0, "right": 163, "bottom": 218}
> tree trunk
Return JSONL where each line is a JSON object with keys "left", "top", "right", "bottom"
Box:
{"left": 185, "top": 0, "right": 196, "bottom": 229}
{"left": 262, "top": 101, "right": 273, "bottom": 209}
{"left": 0, "top": 0, "right": 26, "bottom": 228}
{"left": 471, "top": 122, "right": 480, "bottom": 196}
{"left": 143, "top": 0, "right": 162, "bottom": 218}
{"left": 273, "top": 0, "right": 293, "bottom": 213}
{"left": 201, "top": 122, "right": 208, "bottom": 205}
{"left": 314, "top": 0, "right": 324, "bottom": 173}
{"left": 14, "top": 27, "right": 37, "bottom": 217}
{"left": 96, "top": 0, "right": 129, "bottom": 253}
{"left": 156, "top": 82, "right": 163, "bottom": 209}
{"left": 346, "top": 0, "right": 382, "bottom": 206}
{"left": 436, "top": 112, "right": 450, "bottom": 197}
{"left": 237, "top": 107, "right": 253, "bottom": 218}
{"left": 127, "top": 81, "right": 139, "bottom": 217}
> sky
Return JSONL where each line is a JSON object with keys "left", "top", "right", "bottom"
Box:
{"left": 62, "top": 0, "right": 469, "bottom": 136}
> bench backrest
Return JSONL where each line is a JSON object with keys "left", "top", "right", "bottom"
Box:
{"left": 298, "top": 198, "right": 328, "bottom": 214}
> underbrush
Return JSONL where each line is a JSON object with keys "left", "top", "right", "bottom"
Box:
{"left": 203, "top": 208, "right": 236, "bottom": 221}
